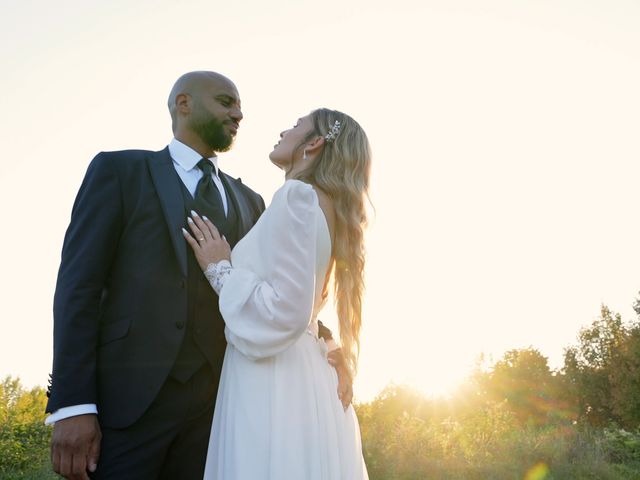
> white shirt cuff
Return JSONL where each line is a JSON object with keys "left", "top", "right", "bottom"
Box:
{"left": 44, "top": 404, "right": 98, "bottom": 425}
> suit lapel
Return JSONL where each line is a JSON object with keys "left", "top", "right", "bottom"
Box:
{"left": 220, "top": 172, "right": 254, "bottom": 239}
{"left": 147, "top": 148, "right": 188, "bottom": 277}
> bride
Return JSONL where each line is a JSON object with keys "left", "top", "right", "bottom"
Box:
{"left": 183, "top": 108, "right": 370, "bottom": 479}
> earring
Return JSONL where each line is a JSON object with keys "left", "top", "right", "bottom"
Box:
{"left": 303, "top": 149, "right": 308, "bottom": 161}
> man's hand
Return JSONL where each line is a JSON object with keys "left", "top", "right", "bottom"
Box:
{"left": 328, "top": 348, "right": 353, "bottom": 409}
{"left": 51, "top": 414, "right": 101, "bottom": 480}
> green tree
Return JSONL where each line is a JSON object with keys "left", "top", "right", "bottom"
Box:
{"left": 481, "top": 348, "right": 559, "bottom": 426}
{"left": 606, "top": 295, "right": 640, "bottom": 428}
{"left": 609, "top": 327, "right": 640, "bottom": 428}
{"left": 563, "top": 305, "right": 628, "bottom": 426}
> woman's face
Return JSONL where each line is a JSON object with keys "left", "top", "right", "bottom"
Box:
{"left": 269, "top": 114, "right": 315, "bottom": 170}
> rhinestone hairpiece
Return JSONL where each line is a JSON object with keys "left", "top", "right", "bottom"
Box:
{"left": 324, "top": 120, "right": 341, "bottom": 143}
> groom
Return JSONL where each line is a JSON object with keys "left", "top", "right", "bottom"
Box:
{"left": 46, "top": 71, "right": 341, "bottom": 480}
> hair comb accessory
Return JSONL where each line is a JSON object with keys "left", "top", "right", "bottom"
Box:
{"left": 324, "top": 120, "right": 341, "bottom": 143}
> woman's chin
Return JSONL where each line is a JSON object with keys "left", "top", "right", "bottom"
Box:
{"left": 269, "top": 155, "right": 284, "bottom": 169}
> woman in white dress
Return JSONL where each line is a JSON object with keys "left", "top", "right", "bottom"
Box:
{"left": 182, "top": 108, "right": 371, "bottom": 479}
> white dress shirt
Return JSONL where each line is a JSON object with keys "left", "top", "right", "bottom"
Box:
{"left": 168, "top": 138, "right": 228, "bottom": 215}
{"left": 45, "top": 139, "right": 228, "bottom": 425}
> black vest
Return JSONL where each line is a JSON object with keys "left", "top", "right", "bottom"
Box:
{"left": 169, "top": 180, "right": 240, "bottom": 382}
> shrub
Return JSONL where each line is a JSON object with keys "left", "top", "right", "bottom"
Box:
{"left": 0, "top": 377, "right": 55, "bottom": 479}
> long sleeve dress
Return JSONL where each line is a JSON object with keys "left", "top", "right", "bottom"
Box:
{"left": 203, "top": 179, "right": 368, "bottom": 479}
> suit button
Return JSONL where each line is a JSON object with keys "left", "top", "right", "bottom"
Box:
{"left": 195, "top": 328, "right": 202, "bottom": 334}
{"left": 175, "top": 321, "right": 185, "bottom": 330}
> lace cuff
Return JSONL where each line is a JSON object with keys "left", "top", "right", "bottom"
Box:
{"left": 204, "top": 260, "right": 233, "bottom": 295}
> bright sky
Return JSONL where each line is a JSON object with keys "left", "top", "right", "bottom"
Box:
{"left": 1, "top": 0, "right": 640, "bottom": 401}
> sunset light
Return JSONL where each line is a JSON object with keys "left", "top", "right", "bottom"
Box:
{"left": 2, "top": 1, "right": 640, "bottom": 477}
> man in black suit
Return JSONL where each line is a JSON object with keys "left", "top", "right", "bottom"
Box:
{"left": 46, "top": 71, "right": 326, "bottom": 479}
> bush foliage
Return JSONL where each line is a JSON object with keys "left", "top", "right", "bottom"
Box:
{"left": 0, "top": 377, "right": 56, "bottom": 479}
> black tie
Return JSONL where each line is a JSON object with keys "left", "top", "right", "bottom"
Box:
{"left": 193, "top": 158, "right": 226, "bottom": 227}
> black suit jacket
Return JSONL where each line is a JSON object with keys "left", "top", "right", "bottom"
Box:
{"left": 46, "top": 147, "right": 265, "bottom": 428}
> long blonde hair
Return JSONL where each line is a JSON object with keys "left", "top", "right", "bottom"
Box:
{"left": 294, "top": 108, "right": 372, "bottom": 375}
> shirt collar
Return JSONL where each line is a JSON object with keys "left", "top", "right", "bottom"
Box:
{"left": 168, "top": 138, "right": 219, "bottom": 176}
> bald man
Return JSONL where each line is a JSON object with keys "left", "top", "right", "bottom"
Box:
{"left": 45, "top": 71, "right": 267, "bottom": 479}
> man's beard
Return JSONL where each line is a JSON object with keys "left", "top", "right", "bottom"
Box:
{"left": 191, "top": 108, "right": 234, "bottom": 152}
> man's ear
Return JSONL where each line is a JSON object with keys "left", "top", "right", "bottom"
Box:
{"left": 175, "top": 93, "right": 192, "bottom": 114}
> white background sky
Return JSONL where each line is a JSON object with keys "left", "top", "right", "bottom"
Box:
{"left": 1, "top": 0, "right": 640, "bottom": 401}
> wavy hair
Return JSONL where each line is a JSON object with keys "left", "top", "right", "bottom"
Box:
{"left": 293, "top": 108, "right": 372, "bottom": 375}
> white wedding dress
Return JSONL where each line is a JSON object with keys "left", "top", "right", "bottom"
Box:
{"left": 203, "top": 179, "right": 368, "bottom": 479}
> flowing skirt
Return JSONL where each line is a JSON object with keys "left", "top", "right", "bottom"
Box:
{"left": 203, "top": 330, "right": 368, "bottom": 479}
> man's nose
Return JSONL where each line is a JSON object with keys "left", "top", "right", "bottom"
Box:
{"left": 230, "top": 106, "right": 243, "bottom": 122}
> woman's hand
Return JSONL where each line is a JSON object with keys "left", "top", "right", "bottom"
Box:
{"left": 182, "top": 210, "right": 231, "bottom": 271}
{"left": 328, "top": 348, "right": 353, "bottom": 409}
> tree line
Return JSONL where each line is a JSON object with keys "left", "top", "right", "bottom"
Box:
{"left": 3, "top": 297, "right": 640, "bottom": 478}
{"left": 356, "top": 296, "right": 640, "bottom": 479}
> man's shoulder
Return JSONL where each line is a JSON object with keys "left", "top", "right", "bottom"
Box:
{"left": 221, "top": 172, "right": 263, "bottom": 203}
{"left": 94, "top": 148, "right": 165, "bottom": 163}
{"left": 89, "top": 148, "right": 168, "bottom": 172}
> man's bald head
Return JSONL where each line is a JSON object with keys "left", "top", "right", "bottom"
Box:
{"left": 167, "top": 71, "right": 238, "bottom": 132}
{"left": 167, "top": 71, "right": 243, "bottom": 155}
